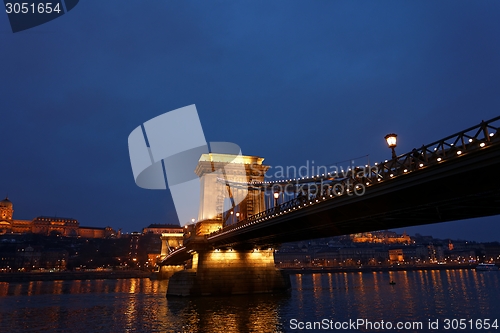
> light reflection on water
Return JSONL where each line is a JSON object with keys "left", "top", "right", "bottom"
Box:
{"left": 0, "top": 270, "right": 499, "bottom": 332}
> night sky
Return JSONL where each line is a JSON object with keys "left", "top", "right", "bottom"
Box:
{"left": 1, "top": 1, "right": 499, "bottom": 241}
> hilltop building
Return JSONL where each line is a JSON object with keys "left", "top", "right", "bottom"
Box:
{"left": 351, "top": 231, "right": 412, "bottom": 244}
{"left": 0, "top": 197, "right": 116, "bottom": 238}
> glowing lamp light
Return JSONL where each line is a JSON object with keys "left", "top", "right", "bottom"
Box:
{"left": 273, "top": 191, "right": 280, "bottom": 209}
{"left": 385, "top": 133, "right": 397, "bottom": 148}
{"left": 385, "top": 133, "right": 398, "bottom": 159}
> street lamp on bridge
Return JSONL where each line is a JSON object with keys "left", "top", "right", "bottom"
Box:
{"left": 273, "top": 191, "right": 280, "bottom": 209}
{"left": 385, "top": 133, "right": 398, "bottom": 159}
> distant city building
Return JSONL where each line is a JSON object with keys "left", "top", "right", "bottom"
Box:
{"left": 483, "top": 243, "right": 500, "bottom": 262}
{"left": 389, "top": 248, "right": 404, "bottom": 263}
{"left": 352, "top": 231, "right": 412, "bottom": 244}
{"left": 0, "top": 242, "right": 67, "bottom": 272}
{"left": 389, "top": 246, "right": 428, "bottom": 263}
{"left": 129, "top": 232, "right": 141, "bottom": 264}
{"left": 427, "top": 244, "right": 445, "bottom": 263}
{"left": 0, "top": 197, "right": 116, "bottom": 238}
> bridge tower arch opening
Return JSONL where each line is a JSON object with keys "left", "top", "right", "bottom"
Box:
{"left": 193, "top": 153, "right": 270, "bottom": 236}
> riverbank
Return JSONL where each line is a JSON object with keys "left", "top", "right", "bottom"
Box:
{"left": 0, "top": 270, "right": 151, "bottom": 282}
{"left": 281, "top": 264, "right": 478, "bottom": 274}
{"left": 0, "top": 264, "right": 485, "bottom": 282}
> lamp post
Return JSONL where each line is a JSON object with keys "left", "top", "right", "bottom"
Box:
{"left": 273, "top": 191, "right": 279, "bottom": 210}
{"left": 236, "top": 212, "right": 240, "bottom": 222}
{"left": 385, "top": 133, "right": 398, "bottom": 159}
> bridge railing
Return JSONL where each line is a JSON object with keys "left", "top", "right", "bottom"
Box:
{"left": 370, "top": 116, "right": 500, "bottom": 180}
{"left": 207, "top": 116, "right": 500, "bottom": 240}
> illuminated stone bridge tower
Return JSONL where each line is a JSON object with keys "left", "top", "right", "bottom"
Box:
{"left": 166, "top": 153, "right": 290, "bottom": 296}
{"left": 192, "top": 153, "right": 269, "bottom": 236}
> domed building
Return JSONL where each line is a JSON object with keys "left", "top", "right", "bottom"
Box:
{"left": 0, "top": 197, "right": 13, "bottom": 234}
{"left": 0, "top": 197, "right": 14, "bottom": 220}
{"left": 0, "top": 197, "right": 116, "bottom": 238}
{"left": 0, "top": 197, "right": 32, "bottom": 235}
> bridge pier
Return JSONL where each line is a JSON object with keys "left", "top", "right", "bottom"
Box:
{"left": 158, "top": 265, "right": 184, "bottom": 279}
{"left": 166, "top": 247, "right": 290, "bottom": 296}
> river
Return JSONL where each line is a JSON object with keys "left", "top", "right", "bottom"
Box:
{"left": 0, "top": 269, "right": 499, "bottom": 332}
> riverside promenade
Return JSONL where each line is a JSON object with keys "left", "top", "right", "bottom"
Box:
{"left": 282, "top": 264, "right": 478, "bottom": 274}
{"left": 0, "top": 270, "right": 151, "bottom": 282}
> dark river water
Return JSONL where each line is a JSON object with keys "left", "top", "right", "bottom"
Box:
{"left": 0, "top": 269, "right": 499, "bottom": 332}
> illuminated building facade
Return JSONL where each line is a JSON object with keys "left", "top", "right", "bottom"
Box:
{"left": 0, "top": 197, "right": 116, "bottom": 238}
{"left": 352, "top": 231, "right": 412, "bottom": 244}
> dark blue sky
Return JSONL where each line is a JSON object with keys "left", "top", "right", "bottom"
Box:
{"left": 1, "top": 1, "right": 499, "bottom": 241}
